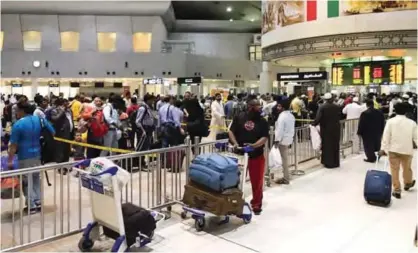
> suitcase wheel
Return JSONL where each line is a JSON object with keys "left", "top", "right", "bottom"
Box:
{"left": 78, "top": 237, "right": 94, "bottom": 252}
{"left": 180, "top": 211, "right": 187, "bottom": 220}
{"left": 195, "top": 218, "right": 205, "bottom": 232}
{"left": 242, "top": 214, "right": 252, "bottom": 224}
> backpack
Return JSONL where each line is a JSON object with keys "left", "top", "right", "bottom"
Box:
{"left": 39, "top": 118, "right": 55, "bottom": 164}
{"left": 232, "top": 101, "right": 246, "bottom": 119}
{"left": 90, "top": 110, "right": 109, "bottom": 138}
{"left": 129, "top": 108, "right": 139, "bottom": 129}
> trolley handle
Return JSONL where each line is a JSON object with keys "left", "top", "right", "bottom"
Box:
{"left": 72, "top": 166, "right": 119, "bottom": 178}
{"left": 229, "top": 145, "right": 254, "bottom": 153}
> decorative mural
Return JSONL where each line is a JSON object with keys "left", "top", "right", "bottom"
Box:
{"left": 341, "top": 0, "right": 417, "bottom": 16}
{"left": 262, "top": 1, "right": 305, "bottom": 34}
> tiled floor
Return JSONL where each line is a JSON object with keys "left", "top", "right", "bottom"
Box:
{"left": 17, "top": 153, "right": 417, "bottom": 253}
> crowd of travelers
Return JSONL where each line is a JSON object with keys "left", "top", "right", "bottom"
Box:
{"left": 1, "top": 89, "right": 417, "bottom": 214}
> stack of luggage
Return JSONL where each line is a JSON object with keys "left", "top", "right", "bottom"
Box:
{"left": 183, "top": 153, "right": 244, "bottom": 216}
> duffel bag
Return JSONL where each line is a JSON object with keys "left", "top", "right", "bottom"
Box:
{"left": 189, "top": 163, "right": 239, "bottom": 192}
{"left": 192, "top": 153, "right": 238, "bottom": 173}
{"left": 103, "top": 203, "right": 156, "bottom": 247}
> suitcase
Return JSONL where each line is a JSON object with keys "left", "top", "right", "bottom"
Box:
{"left": 189, "top": 163, "right": 239, "bottom": 192}
{"left": 364, "top": 157, "right": 392, "bottom": 206}
{"left": 190, "top": 153, "right": 240, "bottom": 192}
{"left": 182, "top": 181, "right": 244, "bottom": 216}
{"left": 102, "top": 203, "right": 156, "bottom": 247}
{"left": 162, "top": 150, "right": 185, "bottom": 173}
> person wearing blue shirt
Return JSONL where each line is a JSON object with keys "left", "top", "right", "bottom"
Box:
{"left": 224, "top": 94, "right": 235, "bottom": 119}
{"left": 158, "top": 96, "right": 185, "bottom": 147}
{"left": 8, "top": 101, "right": 55, "bottom": 214}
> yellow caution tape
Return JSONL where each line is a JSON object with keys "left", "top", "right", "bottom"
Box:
{"left": 54, "top": 137, "right": 132, "bottom": 154}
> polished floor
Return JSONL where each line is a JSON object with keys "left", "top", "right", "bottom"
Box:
{"left": 19, "top": 153, "right": 417, "bottom": 253}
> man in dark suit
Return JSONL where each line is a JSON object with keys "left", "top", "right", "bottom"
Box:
{"left": 357, "top": 99, "right": 385, "bottom": 163}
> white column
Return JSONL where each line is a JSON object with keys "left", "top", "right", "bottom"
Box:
{"left": 259, "top": 61, "right": 274, "bottom": 94}
{"left": 31, "top": 78, "right": 38, "bottom": 100}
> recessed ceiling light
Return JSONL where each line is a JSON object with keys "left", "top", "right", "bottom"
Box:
{"left": 250, "top": 18, "right": 255, "bottom": 22}
{"left": 226, "top": 6, "right": 232, "bottom": 12}
{"left": 229, "top": 18, "right": 233, "bottom": 22}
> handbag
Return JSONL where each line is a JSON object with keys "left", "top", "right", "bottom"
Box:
{"left": 1, "top": 177, "right": 20, "bottom": 199}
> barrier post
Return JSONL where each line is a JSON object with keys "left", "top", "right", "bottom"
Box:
{"left": 264, "top": 126, "right": 275, "bottom": 187}
{"left": 194, "top": 136, "right": 200, "bottom": 159}
{"left": 291, "top": 129, "right": 305, "bottom": 176}
{"left": 185, "top": 136, "right": 191, "bottom": 183}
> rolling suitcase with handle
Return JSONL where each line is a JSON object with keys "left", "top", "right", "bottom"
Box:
{"left": 364, "top": 155, "right": 392, "bottom": 206}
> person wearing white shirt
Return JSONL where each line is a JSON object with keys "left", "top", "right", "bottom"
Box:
{"left": 388, "top": 94, "right": 401, "bottom": 117}
{"left": 274, "top": 100, "right": 295, "bottom": 184}
{"left": 380, "top": 102, "right": 417, "bottom": 199}
{"left": 342, "top": 97, "right": 364, "bottom": 152}
{"left": 209, "top": 93, "right": 225, "bottom": 140}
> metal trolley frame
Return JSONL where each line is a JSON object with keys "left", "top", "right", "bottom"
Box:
{"left": 181, "top": 146, "right": 253, "bottom": 231}
{"left": 74, "top": 165, "right": 164, "bottom": 252}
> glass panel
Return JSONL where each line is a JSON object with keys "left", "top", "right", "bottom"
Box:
{"left": 250, "top": 53, "right": 255, "bottom": 61}
{"left": 256, "top": 46, "right": 262, "bottom": 53}
{"left": 97, "top": 32, "right": 117, "bottom": 52}
{"left": 133, "top": 32, "right": 152, "bottom": 52}
{"left": 249, "top": 46, "right": 255, "bottom": 53}
{"left": 0, "top": 31, "right": 3, "bottom": 51}
{"left": 23, "top": 31, "right": 42, "bottom": 51}
{"left": 60, "top": 31, "right": 80, "bottom": 51}
{"left": 255, "top": 52, "right": 262, "bottom": 61}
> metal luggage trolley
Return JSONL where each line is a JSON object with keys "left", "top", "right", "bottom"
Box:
{"left": 74, "top": 166, "right": 165, "bottom": 252}
{"left": 181, "top": 145, "right": 253, "bottom": 232}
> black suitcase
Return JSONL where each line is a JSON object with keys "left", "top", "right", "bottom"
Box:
{"left": 102, "top": 203, "right": 156, "bottom": 247}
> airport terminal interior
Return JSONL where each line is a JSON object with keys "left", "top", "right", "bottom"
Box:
{"left": 0, "top": 0, "right": 417, "bottom": 252}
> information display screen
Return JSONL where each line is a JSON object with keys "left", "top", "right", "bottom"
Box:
{"left": 331, "top": 60, "right": 404, "bottom": 86}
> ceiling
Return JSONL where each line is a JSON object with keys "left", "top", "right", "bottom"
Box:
{"left": 172, "top": 1, "right": 261, "bottom": 22}
{"left": 273, "top": 49, "right": 417, "bottom": 79}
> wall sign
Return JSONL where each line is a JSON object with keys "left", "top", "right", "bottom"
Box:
{"left": 143, "top": 78, "right": 164, "bottom": 85}
{"left": 48, "top": 82, "right": 60, "bottom": 88}
{"left": 277, "top": 71, "right": 328, "bottom": 81}
{"left": 11, "top": 83, "right": 22, "bottom": 88}
{"left": 177, "top": 77, "right": 202, "bottom": 85}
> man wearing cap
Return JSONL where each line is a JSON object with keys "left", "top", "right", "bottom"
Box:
{"left": 312, "top": 93, "right": 341, "bottom": 169}
{"left": 342, "top": 97, "right": 365, "bottom": 153}
{"left": 358, "top": 99, "right": 385, "bottom": 163}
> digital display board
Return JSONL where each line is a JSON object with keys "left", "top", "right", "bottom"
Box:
{"left": 331, "top": 60, "right": 404, "bottom": 86}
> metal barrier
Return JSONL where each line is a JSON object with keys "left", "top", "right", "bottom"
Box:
{"left": 0, "top": 140, "right": 192, "bottom": 252}
{"left": 1, "top": 119, "right": 363, "bottom": 251}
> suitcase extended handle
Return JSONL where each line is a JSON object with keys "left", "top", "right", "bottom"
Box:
{"left": 375, "top": 152, "right": 389, "bottom": 172}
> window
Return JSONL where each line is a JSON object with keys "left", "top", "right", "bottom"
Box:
{"left": 23, "top": 31, "right": 42, "bottom": 51}
{"left": 0, "top": 31, "right": 3, "bottom": 51}
{"left": 60, "top": 31, "right": 80, "bottom": 51}
{"left": 133, "top": 32, "right": 152, "bottom": 52}
{"left": 97, "top": 32, "right": 116, "bottom": 52}
{"left": 249, "top": 45, "right": 262, "bottom": 61}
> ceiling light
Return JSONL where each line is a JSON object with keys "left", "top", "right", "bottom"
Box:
{"left": 250, "top": 18, "right": 255, "bottom": 22}
{"left": 226, "top": 6, "right": 232, "bottom": 12}
{"left": 229, "top": 18, "right": 233, "bottom": 22}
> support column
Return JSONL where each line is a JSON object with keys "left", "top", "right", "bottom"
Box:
{"left": 259, "top": 61, "right": 274, "bottom": 94}
{"left": 31, "top": 78, "right": 38, "bottom": 100}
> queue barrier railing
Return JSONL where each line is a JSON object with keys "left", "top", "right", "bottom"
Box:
{"left": 1, "top": 119, "right": 362, "bottom": 251}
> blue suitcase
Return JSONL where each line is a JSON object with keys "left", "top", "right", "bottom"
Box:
{"left": 189, "top": 154, "right": 240, "bottom": 192}
{"left": 364, "top": 158, "right": 392, "bottom": 206}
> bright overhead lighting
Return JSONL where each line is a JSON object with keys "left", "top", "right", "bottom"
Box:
{"left": 226, "top": 6, "right": 232, "bottom": 12}
{"left": 229, "top": 18, "right": 233, "bottom": 22}
{"left": 250, "top": 18, "right": 255, "bottom": 22}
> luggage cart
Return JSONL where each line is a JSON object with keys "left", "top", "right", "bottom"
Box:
{"left": 181, "top": 146, "right": 253, "bottom": 232}
{"left": 74, "top": 165, "right": 165, "bottom": 252}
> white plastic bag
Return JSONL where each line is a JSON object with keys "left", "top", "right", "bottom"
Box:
{"left": 84, "top": 157, "right": 130, "bottom": 191}
{"left": 268, "top": 146, "right": 282, "bottom": 170}
{"left": 310, "top": 125, "right": 321, "bottom": 151}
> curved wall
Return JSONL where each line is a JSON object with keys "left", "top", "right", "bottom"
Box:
{"left": 262, "top": 0, "right": 417, "bottom": 48}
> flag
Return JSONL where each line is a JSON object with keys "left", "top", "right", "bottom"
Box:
{"left": 307, "top": 0, "right": 317, "bottom": 21}
{"left": 328, "top": 0, "right": 339, "bottom": 18}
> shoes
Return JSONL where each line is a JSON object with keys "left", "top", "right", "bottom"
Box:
{"left": 392, "top": 192, "right": 401, "bottom": 199}
{"left": 404, "top": 180, "right": 416, "bottom": 191}
{"left": 275, "top": 178, "right": 290, "bottom": 185}
{"left": 253, "top": 209, "right": 262, "bottom": 215}
{"left": 23, "top": 205, "right": 41, "bottom": 214}
{"left": 363, "top": 159, "right": 375, "bottom": 163}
